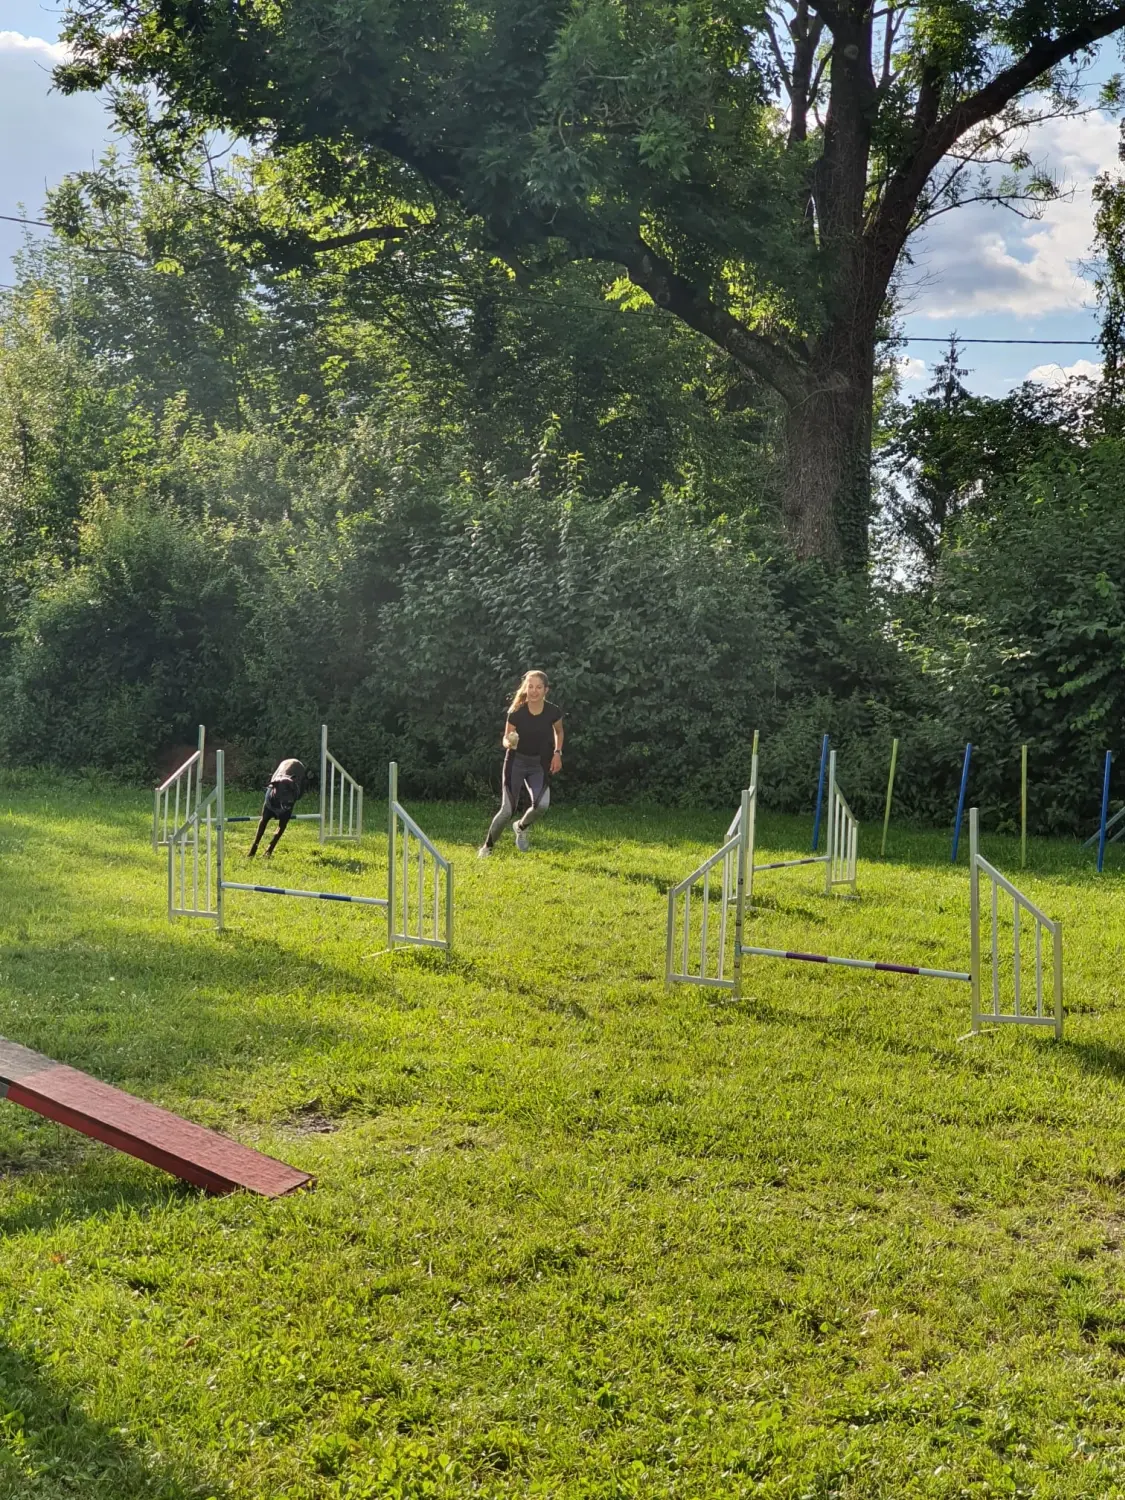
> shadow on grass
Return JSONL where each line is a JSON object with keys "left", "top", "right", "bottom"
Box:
{"left": 1056, "top": 1038, "right": 1125, "bottom": 1083}
{"left": 0, "top": 935, "right": 372, "bottom": 1090}
{"left": 0, "top": 872, "right": 386, "bottom": 1096}
{"left": 568, "top": 862, "right": 672, "bottom": 891}
{"left": 0, "top": 1334, "right": 208, "bottom": 1499}
{"left": 0, "top": 1144, "right": 202, "bottom": 1238}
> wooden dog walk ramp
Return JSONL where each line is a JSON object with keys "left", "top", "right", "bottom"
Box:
{"left": 0, "top": 1037, "right": 312, "bottom": 1197}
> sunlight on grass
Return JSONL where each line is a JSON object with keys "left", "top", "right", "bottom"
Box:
{"left": 0, "top": 775, "right": 1124, "bottom": 1497}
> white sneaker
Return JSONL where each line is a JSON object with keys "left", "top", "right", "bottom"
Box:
{"left": 477, "top": 842, "right": 491, "bottom": 858}
{"left": 514, "top": 825, "right": 530, "bottom": 852}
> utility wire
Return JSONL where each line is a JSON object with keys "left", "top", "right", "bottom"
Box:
{"left": 903, "top": 336, "right": 1099, "bottom": 346}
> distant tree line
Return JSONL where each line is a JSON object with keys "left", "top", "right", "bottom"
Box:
{"left": 1, "top": 160, "right": 1124, "bottom": 833}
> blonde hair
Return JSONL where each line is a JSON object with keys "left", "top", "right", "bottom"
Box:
{"left": 508, "top": 670, "right": 549, "bottom": 715}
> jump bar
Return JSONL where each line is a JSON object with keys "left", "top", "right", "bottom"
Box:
{"left": 224, "top": 814, "right": 323, "bottom": 824}
{"left": 222, "top": 882, "right": 388, "bottom": 907}
{"left": 741, "top": 946, "right": 971, "bottom": 982}
{"left": 754, "top": 856, "right": 829, "bottom": 872}
{"left": 0, "top": 1037, "right": 312, "bottom": 1197}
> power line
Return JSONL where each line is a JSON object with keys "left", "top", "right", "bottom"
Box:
{"left": 904, "top": 336, "right": 1099, "bottom": 346}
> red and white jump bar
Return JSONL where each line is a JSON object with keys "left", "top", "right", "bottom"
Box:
{"left": 741, "top": 946, "right": 971, "bottom": 982}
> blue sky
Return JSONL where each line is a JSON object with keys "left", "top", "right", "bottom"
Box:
{"left": 1, "top": 0, "right": 1121, "bottom": 395}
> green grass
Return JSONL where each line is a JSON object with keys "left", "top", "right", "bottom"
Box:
{"left": 1, "top": 774, "right": 1125, "bottom": 1498}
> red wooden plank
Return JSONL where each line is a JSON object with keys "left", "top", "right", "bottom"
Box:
{"left": 0, "top": 1041, "right": 312, "bottom": 1198}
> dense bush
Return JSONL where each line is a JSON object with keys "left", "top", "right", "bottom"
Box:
{"left": 7, "top": 436, "right": 1125, "bottom": 838}
{"left": 235, "top": 484, "right": 791, "bottom": 804}
{"left": 2, "top": 503, "right": 244, "bottom": 778}
{"left": 924, "top": 442, "right": 1125, "bottom": 835}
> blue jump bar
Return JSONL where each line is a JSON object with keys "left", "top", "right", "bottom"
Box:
{"left": 224, "top": 813, "right": 322, "bottom": 824}
{"left": 221, "top": 882, "right": 387, "bottom": 907}
{"left": 742, "top": 945, "right": 970, "bottom": 982}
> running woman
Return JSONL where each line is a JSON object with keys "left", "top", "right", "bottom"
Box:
{"left": 478, "top": 670, "right": 563, "bottom": 855}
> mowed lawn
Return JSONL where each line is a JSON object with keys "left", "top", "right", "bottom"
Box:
{"left": 1, "top": 773, "right": 1125, "bottom": 1499}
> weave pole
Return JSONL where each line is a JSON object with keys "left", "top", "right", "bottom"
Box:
{"left": 1097, "top": 750, "right": 1113, "bottom": 875}
{"left": 880, "top": 737, "right": 899, "bottom": 858}
{"left": 811, "top": 733, "right": 830, "bottom": 852}
{"left": 1020, "top": 744, "right": 1028, "bottom": 868}
{"left": 216, "top": 750, "right": 227, "bottom": 931}
{"left": 951, "top": 743, "right": 972, "bottom": 863}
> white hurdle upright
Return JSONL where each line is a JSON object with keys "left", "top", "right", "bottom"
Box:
{"left": 824, "top": 750, "right": 859, "bottom": 897}
{"left": 388, "top": 763, "right": 454, "bottom": 950}
{"left": 153, "top": 725, "right": 206, "bottom": 851}
{"left": 667, "top": 787, "right": 752, "bottom": 992}
{"left": 666, "top": 805, "right": 1063, "bottom": 1036}
{"left": 317, "top": 723, "right": 363, "bottom": 843}
{"left": 168, "top": 780, "right": 221, "bottom": 926}
{"left": 168, "top": 752, "right": 452, "bottom": 950}
{"left": 970, "top": 809, "right": 1062, "bottom": 1037}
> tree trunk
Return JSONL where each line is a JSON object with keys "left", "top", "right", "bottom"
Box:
{"left": 781, "top": 349, "right": 874, "bottom": 567}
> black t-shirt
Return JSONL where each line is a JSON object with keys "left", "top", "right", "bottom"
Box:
{"left": 508, "top": 701, "right": 562, "bottom": 762}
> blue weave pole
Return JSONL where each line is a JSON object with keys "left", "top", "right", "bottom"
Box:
{"left": 1097, "top": 750, "right": 1113, "bottom": 874}
{"left": 811, "top": 734, "right": 830, "bottom": 851}
{"left": 950, "top": 743, "right": 972, "bottom": 862}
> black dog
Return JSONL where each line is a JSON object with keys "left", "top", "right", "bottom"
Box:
{"left": 248, "top": 758, "right": 307, "bottom": 858}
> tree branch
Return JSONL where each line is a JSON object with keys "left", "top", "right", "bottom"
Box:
{"left": 765, "top": 11, "right": 794, "bottom": 95}
{"left": 620, "top": 235, "right": 808, "bottom": 403}
{"left": 805, "top": 0, "right": 845, "bottom": 30}
{"left": 875, "top": 4, "right": 1125, "bottom": 265}
{"left": 912, "top": 182, "right": 1070, "bottom": 228}
{"left": 306, "top": 222, "right": 419, "bottom": 253}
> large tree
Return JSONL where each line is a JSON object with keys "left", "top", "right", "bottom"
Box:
{"left": 57, "top": 0, "right": 1125, "bottom": 563}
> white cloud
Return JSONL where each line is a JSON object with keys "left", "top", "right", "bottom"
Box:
{"left": 897, "top": 354, "right": 927, "bottom": 383}
{"left": 0, "top": 30, "right": 69, "bottom": 63}
{"left": 907, "top": 109, "right": 1121, "bottom": 319}
{"left": 0, "top": 32, "right": 113, "bottom": 269}
{"left": 1026, "top": 357, "right": 1103, "bottom": 386}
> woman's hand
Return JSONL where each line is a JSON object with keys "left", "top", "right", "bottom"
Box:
{"left": 550, "top": 751, "right": 562, "bottom": 775}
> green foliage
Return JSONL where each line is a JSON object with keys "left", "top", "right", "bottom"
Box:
{"left": 54, "top": 0, "right": 1125, "bottom": 559}
{"left": 1093, "top": 166, "right": 1125, "bottom": 427}
{"left": 3, "top": 504, "right": 243, "bottom": 777}
{"left": 927, "top": 442, "right": 1125, "bottom": 834}
{"left": 880, "top": 351, "right": 1109, "bottom": 578}
{"left": 0, "top": 283, "right": 127, "bottom": 586}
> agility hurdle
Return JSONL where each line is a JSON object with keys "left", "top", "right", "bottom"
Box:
{"left": 666, "top": 788, "right": 752, "bottom": 993}
{"left": 316, "top": 723, "right": 362, "bottom": 843}
{"left": 169, "top": 753, "right": 452, "bottom": 950}
{"left": 153, "top": 725, "right": 205, "bottom": 850}
{"left": 726, "top": 749, "right": 858, "bottom": 906}
{"left": 667, "top": 806, "right": 1063, "bottom": 1037}
{"left": 219, "top": 725, "right": 364, "bottom": 844}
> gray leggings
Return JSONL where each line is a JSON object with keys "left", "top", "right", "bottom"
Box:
{"left": 486, "top": 754, "right": 551, "bottom": 846}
